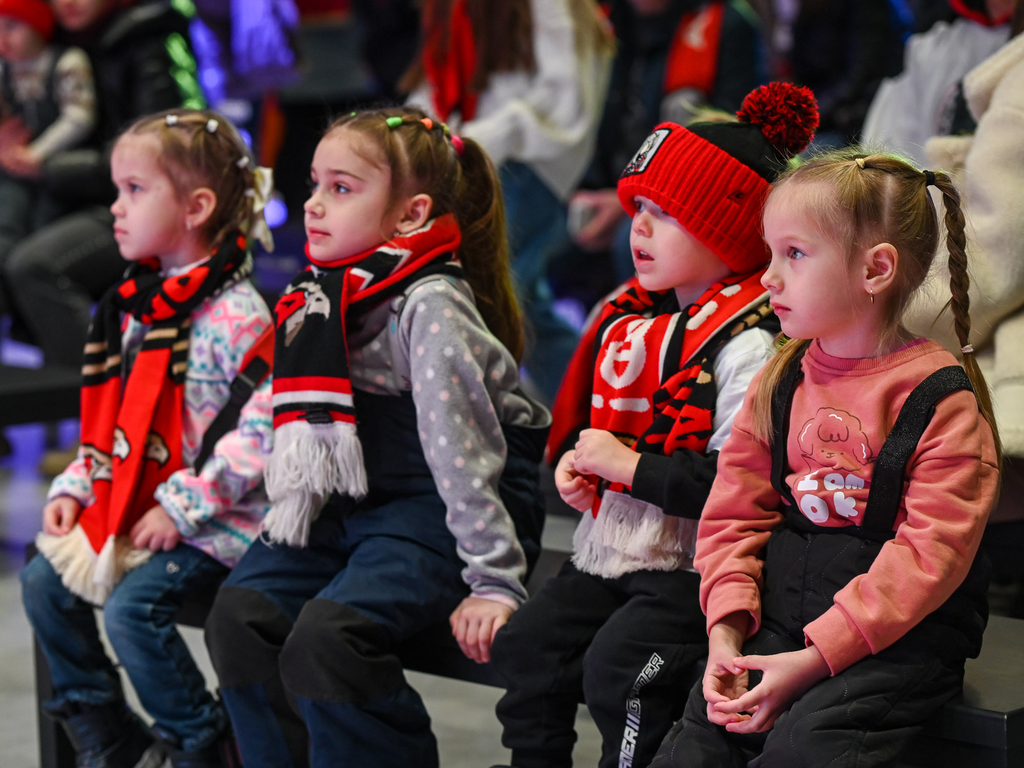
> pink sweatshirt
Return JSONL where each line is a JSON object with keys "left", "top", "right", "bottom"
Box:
{"left": 695, "top": 339, "right": 999, "bottom": 674}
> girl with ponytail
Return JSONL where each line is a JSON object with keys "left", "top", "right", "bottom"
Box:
{"left": 203, "top": 105, "right": 549, "bottom": 768}
{"left": 651, "top": 149, "right": 1000, "bottom": 767}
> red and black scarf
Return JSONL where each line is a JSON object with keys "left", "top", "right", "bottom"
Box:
{"left": 422, "top": 0, "right": 479, "bottom": 122}
{"left": 549, "top": 270, "right": 774, "bottom": 514}
{"left": 663, "top": 0, "right": 725, "bottom": 97}
{"left": 39, "top": 235, "right": 250, "bottom": 603}
{"left": 263, "top": 215, "right": 463, "bottom": 546}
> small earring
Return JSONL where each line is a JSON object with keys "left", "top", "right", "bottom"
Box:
{"left": 868, "top": 287, "right": 874, "bottom": 304}
{"left": 186, "top": 220, "right": 193, "bottom": 231}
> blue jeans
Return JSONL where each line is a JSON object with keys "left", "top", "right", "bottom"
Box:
{"left": 21, "top": 546, "right": 230, "bottom": 752}
{"left": 206, "top": 496, "right": 469, "bottom": 768}
{"left": 500, "top": 162, "right": 577, "bottom": 403}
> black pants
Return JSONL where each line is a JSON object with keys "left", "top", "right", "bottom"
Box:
{"left": 492, "top": 561, "right": 706, "bottom": 768}
{"left": 649, "top": 627, "right": 964, "bottom": 768}
{"left": 5, "top": 207, "right": 124, "bottom": 366}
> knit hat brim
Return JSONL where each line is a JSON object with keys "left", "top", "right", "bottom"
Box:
{"left": 617, "top": 124, "right": 772, "bottom": 274}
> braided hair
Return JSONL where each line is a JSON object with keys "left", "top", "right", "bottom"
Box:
{"left": 750, "top": 148, "right": 1001, "bottom": 463}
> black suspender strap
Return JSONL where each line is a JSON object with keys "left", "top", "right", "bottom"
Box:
{"left": 860, "top": 366, "right": 973, "bottom": 539}
{"left": 193, "top": 328, "right": 274, "bottom": 473}
{"left": 768, "top": 353, "right": 973, "bottom": 541}
{"left": 770, "top": 344, "right": 808, "bottom": 511}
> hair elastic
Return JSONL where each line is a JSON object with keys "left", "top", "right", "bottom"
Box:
{"left": 923, "top": 170, "right": 936, "bottom": 187}
{"left": 855, "top": 157, "right": 866, "bottom": 169}
{"left": 450, "top": 134, "right": 465, "bottom": 156}
{"left": 205, "top": 118, "right": 219, "bottom": 133}
{"left": 165, "top": 114, "right": 179, "bottom": 126}
{"left": 385, "top": 116, "right": 403, "bottom": 129}
{"left": 961, "top": 344, "right": 974, "bottom": 355}
{"left": 236, "top": 156, "right": 251, "bottom": 169}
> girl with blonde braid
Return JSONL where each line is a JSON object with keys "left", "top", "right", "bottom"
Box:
{"left": 21, "top": 108, "right": 275, "bottom": 768}
{"left": 651, "top": 149, "right": 1000, "bottom": 767}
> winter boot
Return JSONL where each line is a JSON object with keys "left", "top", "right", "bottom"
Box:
{"left": 157, "top": 727, "right": 243, "bottom": 768}
{"left": 43, "top": 700, "right": 166, "bottom": 768}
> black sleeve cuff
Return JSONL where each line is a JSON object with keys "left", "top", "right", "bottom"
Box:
{"left": 630, "top": 450, "right": 720, "bottom": 519}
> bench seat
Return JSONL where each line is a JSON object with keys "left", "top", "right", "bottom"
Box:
{"left": 28, "top": 541, "right": 1024, "bottom": 768}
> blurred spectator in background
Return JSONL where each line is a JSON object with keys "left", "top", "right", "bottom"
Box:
{"left": 863, "top": 0, "right": 1013, "bottom": 166}
{"left": 554, "top": 0, "right": 765, "bottom": 307}
{"left": 902, "top": 0, "right": 1024, "bottom": 600}
{"left": 772, "top": 0, "right": 910, "bottom": 146}
{"left": 403, "top": 0, "right": 614, "bottom": 404}
{"left": 353, "top": 0, "right": 420, "bottom": 101}
{"left": 0, "top": 0, "right": 95, "bottom": 327}
{"left": 2, "top": 0, "right": 203, "bottom": 369}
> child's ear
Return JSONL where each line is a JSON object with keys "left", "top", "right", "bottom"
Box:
{"left": 863, "top": 242, "right": 899, "bottom": 299}
{"left": 186, "top": 187, "right": 217, "bottom": 231}
{"left": 394, "top": 193, "right": 434, "bottom": 234}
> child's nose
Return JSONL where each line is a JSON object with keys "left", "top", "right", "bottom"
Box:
{"left": 761, "top": 261, "right": 780, "bottom": 292}
{"left": 632, "top": 211, "right": 652, "bottom": 236}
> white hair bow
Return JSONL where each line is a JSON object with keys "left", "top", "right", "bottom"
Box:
{"left": 245, "top": 165, "right": 276, "bottom": 252}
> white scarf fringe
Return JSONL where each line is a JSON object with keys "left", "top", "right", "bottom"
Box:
{"left": 263, "top": 420, "right": 368, "bottom": 547}
{"left": 571, "top": 490, "right": 697, "bottom": 579}
{"left": 35, "top": 527, "right": 152, "bottom": 605}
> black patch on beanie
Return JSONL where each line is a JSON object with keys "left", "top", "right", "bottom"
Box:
{"left": 686, "top": 121, "right": 790, "bottom": 182}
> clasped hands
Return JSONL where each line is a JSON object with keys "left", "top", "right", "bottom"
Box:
{"left": 704, "top": 613, "right": 831, "bottom": 734}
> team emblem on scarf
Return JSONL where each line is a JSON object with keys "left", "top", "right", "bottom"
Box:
{"left": 549, "top": 269, "right": 774, "bottom": 517}
{"left": 263, "top": 215, "right": 464, "bottom": 547}
{"left": 36, "top": 235, "right": 251, "bottom": 604}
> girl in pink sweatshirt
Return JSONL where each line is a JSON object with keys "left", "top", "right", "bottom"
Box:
{"left": 650, "top": 149, "right": 1001, "bottom": 768}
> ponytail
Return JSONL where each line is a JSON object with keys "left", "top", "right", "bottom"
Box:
{"left": 452, "top": 137, "right": 525, "bottom": 361}
{"left": 748, "top": 153, "right": 1002, "bottom": 460}
{"left": 933, "top": 172, "right": 1002, "bottom": 465}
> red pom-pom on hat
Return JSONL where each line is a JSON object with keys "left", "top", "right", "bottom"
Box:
{"left": 737, "top": 82, "right": 819, "bottom": 158}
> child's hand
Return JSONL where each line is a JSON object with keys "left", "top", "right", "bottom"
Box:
{"left": 0, "top": 143, "right": 41, "bottom": 178}
{"left": 712, "top": 645, "right": 831, "bottom": 734}
{"left": 554, "top": 449, "right": 597, "bottom": 512}
{"left": 703, "top": 614, "right": 751, "bottom": 727}
{"left": 42, "top": 496, "right": 82, "bottom": 536}
{"left": 572, "top": 429, "right": 640, "bottom": 487}
{"left": 449, "top": 596, "right": 514, "bottom": 664}
{"left": 570, "top": 189, "right": 626, "bottom": 252}
{"left": 129, "top": 505, "right": 182, "bottom": 552}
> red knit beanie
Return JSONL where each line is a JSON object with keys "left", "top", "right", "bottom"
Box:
{"left": 0, "top": 0, "right": 55, "bottom": 41}
{"left": 617, "top": 82, "right": 819, "bottom": 274}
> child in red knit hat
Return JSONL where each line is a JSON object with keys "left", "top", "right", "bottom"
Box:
{"left": 489, "top": 82, "right": 818, "bottom": 768}
{"left": 0, "top": 0, "right": 95, "bottom": 302}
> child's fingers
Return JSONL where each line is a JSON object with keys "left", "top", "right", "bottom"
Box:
{"left": 725, "top": 705, "right": 772, "bottom": 734}
{"left": 475, "top": 616, "right": 495, "bottom": 663}
{"left": 714, "top": 688, "right": 762, "bottom": 715}
{"left": 706, "top": 703, "right": 748, "bottom": 727}
{"left": 732, "top": 654, "right": 765, "bottom": 672}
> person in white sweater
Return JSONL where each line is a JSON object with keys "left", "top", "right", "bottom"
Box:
{"left": 903, "top": 3, "right": 1024, "bottom": 527}
{"left": 405, "top": 0, "right": 613, "bottom": 402}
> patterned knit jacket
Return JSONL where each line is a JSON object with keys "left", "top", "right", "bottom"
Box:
{"left": 48, "top": 278, "right": 273, "bottom": 568}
